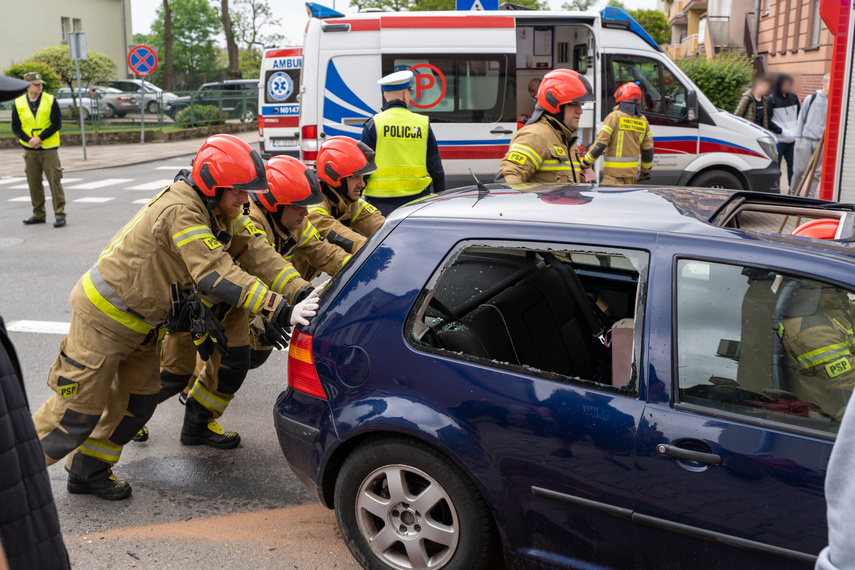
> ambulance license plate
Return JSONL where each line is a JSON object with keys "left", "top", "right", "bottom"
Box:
{"left": 272, "top": 138, "right": 298, "bottom": 148}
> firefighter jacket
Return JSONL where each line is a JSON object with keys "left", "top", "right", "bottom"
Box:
{"left": 581, "top": 104, "right": 654, "bottom": 179}
{"left": 307, "top": 184, "right": 385, "bottom": 254}
{"left": 68, "top": 176, "right": 303, "bottom": 347}
{"left": 500, "top": 115, "right": 585, "bottom": 185}
{"left": 248, "top": 200, "right": 351, "bottom": 283}
{"left": 779, "top": 292, "right": 855, "bottom": 421}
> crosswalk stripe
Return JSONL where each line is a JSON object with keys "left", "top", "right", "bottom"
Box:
{"left": 74, "top": 197, "right": 115, "bottom": 203}
{"left": 132, "top": 198, "right": 151, "bottom": 204}
{"left": 0, "top": 177, "right": 26, "bottom": 185}
{"left": 127, "top": 179, "right": 173, "bottom": 191}
{"left": 9, "top": 178, "right": 81, "bottom": 190}
{"left": 155, "top": 166, "right": 190, "bottom": 171}
{"left": 66, "top": 178, "right": 134, "bottom": 190}
{"left": 6, "top": 320, "right": 70, "bottom": 335}
{"left": 9, "top": 196, "right": 50, "bottom": 202}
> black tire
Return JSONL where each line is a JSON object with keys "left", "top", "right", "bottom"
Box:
{"left": 690, "top": 169, "right": 744, "bottom": 190}
{"left": 240, "top": 106, "right": 257, "bottom": 123}
{"left": 146, "top": 100, "right": 158, "bottom": 114}
{"left": 334, "top": 435, "right": 496, "bottom": 570}
{"left": 103, "top": 104, "right": 116, "bottom": 119}
{"left": 116, "top": 111, "right": 128, "bottom": 118}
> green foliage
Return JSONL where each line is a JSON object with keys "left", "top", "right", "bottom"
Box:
{"left": 28, "top": 46, "right": 116, "bottom": 89}
{"left": 239, "top": 49, "right": 262, "bottom": 78}
{"left": 628, "top": 9, "right": 670, "bottom": 45}
{"left": 233, "top": 0, "right": 284, "bottom": 51}
{"left": 4, "top": 61, "right": 62, "bottom": 92}
{"left": 350, "top": 0, "right": 548, "bottom": 9}
{"left": 674, "top": 53, "right": 754, "bottom": 111}
{"left": 606, "top": 0, "right": 626, "bottom": 7}
{"left": 175, "top": 104, "right": 227, "bottom": 126}
{"left": 149, "top": 0, "right": 222, "bottom": 86}
{"left": 133, "top": 33, "right": 153, "bottom": 45}
{"left": 561, "top": 0, "right": 595, "bottom": 10}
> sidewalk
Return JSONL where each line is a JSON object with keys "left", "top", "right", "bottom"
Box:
{"left": 0, "top": 131, "right": 258, "bottom": 178}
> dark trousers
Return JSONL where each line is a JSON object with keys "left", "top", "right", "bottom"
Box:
{"left": 777, "top": 141, "right": 795, "bottom": 187}
{"left": 24, "top": 148, "right": 66, "bottom": 220}
{"left": 365, "top": 187, "right": 432, "bottom": 217}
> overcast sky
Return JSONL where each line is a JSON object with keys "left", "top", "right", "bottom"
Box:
{"left": 131, "top": 0, "right": 658, "bottom": 48}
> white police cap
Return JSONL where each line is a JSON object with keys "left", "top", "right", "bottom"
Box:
{"left": 378, "top": 70, "right": 414, "bottom": 92}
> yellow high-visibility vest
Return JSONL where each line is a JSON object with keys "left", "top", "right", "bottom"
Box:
{"left": 15, "top": 93, "right": 60, "bottom": 149}
{"left": 364, "top": 107, "right": 431, "bottom": 198}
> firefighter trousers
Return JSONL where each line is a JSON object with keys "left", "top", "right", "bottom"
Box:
{"left": 601, "top": 174, "right": 637, "bottom": 186}
{"left": 32, "top": 312, "right": 160, "bottom": 479}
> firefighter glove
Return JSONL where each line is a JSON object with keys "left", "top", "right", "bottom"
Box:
{"left": 637, "top": 171, "right": 651, "bottom": 184}
{"left": 189, "top": 304, "right": 229, "bottom": 362}
{"left": 252, "top": 314, "right": 291, "bottom": 350}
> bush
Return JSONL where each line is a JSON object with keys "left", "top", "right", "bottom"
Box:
{"left": 674, "top": 53, "right": 754, "bottom": 113}
{"left": 4, "top": 61, "right": 62, "bottom": 92}
{"left": 175, "top": 105, "right": 227, "bottom": 127}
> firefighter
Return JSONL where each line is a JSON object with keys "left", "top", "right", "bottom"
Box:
{"left": 580, "top": 82, "right": 654, "bottom": 185}
{"left": 499, "top": 69, "right": 594, "bottom": 185}
{"left": 361, "top": 70, "right": 445, "bottom": 216}
{"left": 778, "top": 284, "right": 855, "bottom": 422}
{"left": 31, "top": 134, "right": 319, "bottom": 499}
{"left": 308, "top": 136, "right": 385, "bottom": 254}
{"left": 247, "top": 155, "right": 353, "bottom": 369}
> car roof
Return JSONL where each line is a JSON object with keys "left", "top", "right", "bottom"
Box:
{"left": 404, "top": 184, "right": 855, "bottom": 261}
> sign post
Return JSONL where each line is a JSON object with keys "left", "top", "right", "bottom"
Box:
{"left": 68, "top": 32, "right": 88, "bottom": 160}
{"left": 127, "top": 45, "right": 158, "bottom": 144}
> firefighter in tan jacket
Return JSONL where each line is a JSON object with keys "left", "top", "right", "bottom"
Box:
{"left": 500, "top": 69, "right": 594, "bottom": 185}
{"left": 580, "top": 82, "right": 654, "bottom": 185}
{"left": 31, "top": 134, "right": 319, "bottom": 500}
{"left": 308, "top": 137, "right": 385, "bottom": 253}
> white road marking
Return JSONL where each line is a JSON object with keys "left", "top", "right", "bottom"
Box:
{"left": 132, "top": 198, "right": 151, "bottom": 204}
{"left": 155, "top": 166, "right": 190, "bottom": 171}
{"left": 9, "top": 178, "right": 81, "bottom": 190}
{"left": 66, "top": 178, "right": 134, "bottom": 190}
{"left": 8, "top": 196, "right": 50, "bottom": 202}
{"left": 0, "top": 177, "right": 26, "bottom": 185}
{"left": 7, "top": 320, "right": 70, "bottom": 335}
{"left": 74, "top": 197, "right": 115, "bottom": 203}
{"left": 127, "top": 179, "right": 173, "bottom": 191}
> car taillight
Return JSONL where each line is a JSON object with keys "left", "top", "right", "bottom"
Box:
{"left": 288, "top": 330, "right": 327, "bottom": 400}
{"left": 258, "top": 115, "right": 263, "bottom": 137}
{"left": 302, "top": 125, "right": 318, "bottom": 161}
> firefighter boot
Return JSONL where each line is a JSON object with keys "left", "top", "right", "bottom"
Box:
{"left": 66, "top": 453, "right": 132, "bottom": 500}
{"left": 180, "top": 397, "right": 241, "bottom": 449}
{"left": 131, "top": 426, "right": 149, "bottom": 442}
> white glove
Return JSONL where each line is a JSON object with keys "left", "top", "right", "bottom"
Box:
{"left": 290, "top": 287, "right": 320, "bottom": 327}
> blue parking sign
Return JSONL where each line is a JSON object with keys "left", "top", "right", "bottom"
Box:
{"left": 455, "top": 0, "right": 499, "bottom": 9}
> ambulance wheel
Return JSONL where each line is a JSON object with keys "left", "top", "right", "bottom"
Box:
{"left": 691, "top": 170, "right": 743, "bottom": 191}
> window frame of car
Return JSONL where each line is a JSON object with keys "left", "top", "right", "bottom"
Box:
{"left": 405, "top": 238, "right": 650, "bottom": 397}
{"left": 671, "top": 253, "right": 855, "bottom": 442}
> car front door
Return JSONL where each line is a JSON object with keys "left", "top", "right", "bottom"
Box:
{"left": 633, "top": 234, "right": 841, "bottom": 569}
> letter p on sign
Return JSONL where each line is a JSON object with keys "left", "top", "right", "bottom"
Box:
{"left": 415, "top": 73, "right": 435, "bottom": 100}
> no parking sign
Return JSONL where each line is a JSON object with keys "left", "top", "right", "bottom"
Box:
{"left": 128, "top": 45, "right": 158, "bottom": 76}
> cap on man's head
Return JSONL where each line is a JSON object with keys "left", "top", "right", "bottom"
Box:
{"left": 378, "top": 70, "right": 413, "bottom": 92}
{"left": 24, "top": 72, "right": 45, "bottom": 85}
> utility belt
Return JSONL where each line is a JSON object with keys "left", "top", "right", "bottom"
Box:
{"left": 165, "top": 284, "right": 229, "bottom": 361}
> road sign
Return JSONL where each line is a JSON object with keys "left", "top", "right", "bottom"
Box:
{"left": 456, "top": 0, "right": 498, "bottom": 10}
{"left": 69, "top": 32, "right": 87, "bottom": 60}
{"left": 128, "top": 45, "right": 158, "bottom": 76}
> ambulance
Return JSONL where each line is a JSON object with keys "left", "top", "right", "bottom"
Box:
{"left": 299, "top": 3, "right": 782, "bottom": 191}
{"left": 259, "top": 46, "right": 302, "bottom": 159}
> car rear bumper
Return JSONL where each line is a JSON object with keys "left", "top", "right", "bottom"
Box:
{"left": 273, "top": 389, "right": 329, "bottom": 505}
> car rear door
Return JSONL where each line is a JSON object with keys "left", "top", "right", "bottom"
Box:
{"left": 633, "top": 233, "right": 842, "bottom": 569}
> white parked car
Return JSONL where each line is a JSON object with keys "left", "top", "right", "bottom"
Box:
{"left": 55, "top": 87, "right": 108, "bottom": 119}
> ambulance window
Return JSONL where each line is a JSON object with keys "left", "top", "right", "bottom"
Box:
{"left": 604, "top": 55, "right": 689, "bottom": 125}
{"left": 382, "top": 54, "right": 512, "bottom": 123}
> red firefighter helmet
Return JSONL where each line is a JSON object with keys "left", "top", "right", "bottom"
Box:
{"left": 537, "top": 69, "right": 595, "bottom": 114}
{"left": 615, "top": 82, "right": 643, "bottom": 104}
{"left": 257, "top": 156, "right": 321, "bottom": 212}
{"left": 316, "top": 137, "right": 378, "bottom": 187}
{"left": 791, "top": 218, "right": 839, "bottom": 240}
{"left": 191, "top": 134, "right": 267, "bottom": 197}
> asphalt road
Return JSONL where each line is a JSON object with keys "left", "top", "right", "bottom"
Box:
{"left": 0, "top": 158, "right": 362, "bottom": 569}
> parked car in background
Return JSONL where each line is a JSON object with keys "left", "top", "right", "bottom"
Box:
{"left": 108, "top": 79, "right": 178, "bottom": 114}
{"left": 165, "top": 79, "right": 259, "bottom": 122}
{"left": 55, "top": 87, "right": 108, "bottom": 119}
{"left": 275, "top": 185, "right": 855, "bottom": 570}
{"left": 93, "top": 86, "right": 137, "bottom": 118}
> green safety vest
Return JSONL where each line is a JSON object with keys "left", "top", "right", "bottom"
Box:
{"left": 364, "top": 107, "right": 431, "bottom": 198}
{"left": 15, "top": 93, "right": 60, "bottom": 149}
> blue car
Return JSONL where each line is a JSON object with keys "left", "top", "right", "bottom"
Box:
{"left": 275, "top": 185, "right": 855, "bottom": 570}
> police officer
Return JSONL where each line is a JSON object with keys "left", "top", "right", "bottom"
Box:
{"left": 580, "top": 82, "right": 654, "bottom": 185}
{"left": 308, "top": 137, "right": 385, "bottom": 254}
{"left": 12, "top": 72, "right": 67, "bottom": 227}
{"left": 500, "top": 69, "right": 594, "bottom": 185}
{"left": 31, "top": 134, "right": 318, "bottom": 499}
{"left": 779, "top": 284, "right": 855, "bottom": 422}
{"left": 361, "top": 70, "right": 445, "bottom": 215}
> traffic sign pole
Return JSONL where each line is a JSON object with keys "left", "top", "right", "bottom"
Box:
{"left": 69, "top": 32, "right": 88, "bottom": 160}
{"left": 127, "top": 45, "right": 158, "bottom": 144}
{"left": 139, "top": 75, "right": 145, "bottom": 143}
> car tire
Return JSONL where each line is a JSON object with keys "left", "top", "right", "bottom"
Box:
{"left": 103, "top": 104, "right": 116, "bottom": 119}
{"left": 146, "top": 100, "right": 158, "bottom": 114}
{"left": 116, "top": 111, "right": 128, "bottom": 118}
{"left": 241, "top": 107, "right": 257, "bottom": 123}
{"left": 334, "top": 435, "right": 496, "bottom": 570}
{"left": 690, "top": 170, "right": 744, "bottom": 190}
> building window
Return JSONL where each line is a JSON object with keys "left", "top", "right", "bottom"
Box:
{"left": 810, "top": 0, "right": 821, "bottom": 47}
{"left": 61, "top": 17, "right": 71, "bottom": 43}
{"left": 73, "top": 18, "right": 82, "bottom": 32}
{"left": 764, "top": 0, "right": 770, "bottom": 16}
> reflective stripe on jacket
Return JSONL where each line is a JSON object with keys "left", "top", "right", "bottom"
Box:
{"left": 364, "top": 107, "right": 431, "bottom": 198}
{"left": 15, "top": 93, "right": 60, "bottom": 149}
{"left": 581, "top": 107, "right": 654, "bottom": 179}
{"left": 500, "top": 115, "right": 584, "bottom": 185}
{"left": 307, "top": 184, "right": 385, "bottom": 254}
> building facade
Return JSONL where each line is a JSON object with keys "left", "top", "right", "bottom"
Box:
{"left": 0, "top": 0, "right": 132, "bottom": 78}
{"left": 663, "top": 0, "right": 754, "bottom": 60}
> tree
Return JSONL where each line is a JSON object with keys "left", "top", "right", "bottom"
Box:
{"left": 29, "top": 46, "right": 116, "bottom": 113}
{"left": 561, "top": 0, "right": 595, "bottom": 10}
{"left": 350, "top": 0, "right": 548, "bottom": 10}
{"left": 629, "top": 9, "right": 670, "bottom": 46}
{"left": 232, "top": 0, "right": 284, "bottom": 54}
{"left": 4, "top": 61, "right": 62, "bottom": 92}
{"left": 150, "top": 0, "right": 221, "bottom": 89}
{"left": 162, "top": 0, "right": 174, "bottom": 91}
{"left": 606, "top": 0, "right": 626, "bottom": 7}
{"left": 220, "top": 0, "right": 242, "bottom": 79}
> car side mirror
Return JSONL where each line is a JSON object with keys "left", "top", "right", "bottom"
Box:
{"left": 687, "top": 89, "right": 698, "bottom": 122}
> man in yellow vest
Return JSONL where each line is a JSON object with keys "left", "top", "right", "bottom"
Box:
{"left": 11, "top": 72, "right": 67, "bottom": 228}
{"left": 360, "top": 70, "right": 445, "bottom": 216}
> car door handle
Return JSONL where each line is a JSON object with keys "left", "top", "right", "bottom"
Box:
{"left": 490, "top": 127, "right": 514, "bottom": 135}
{"left": 657, "top": 444, "right": 721, "bottom": 465}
